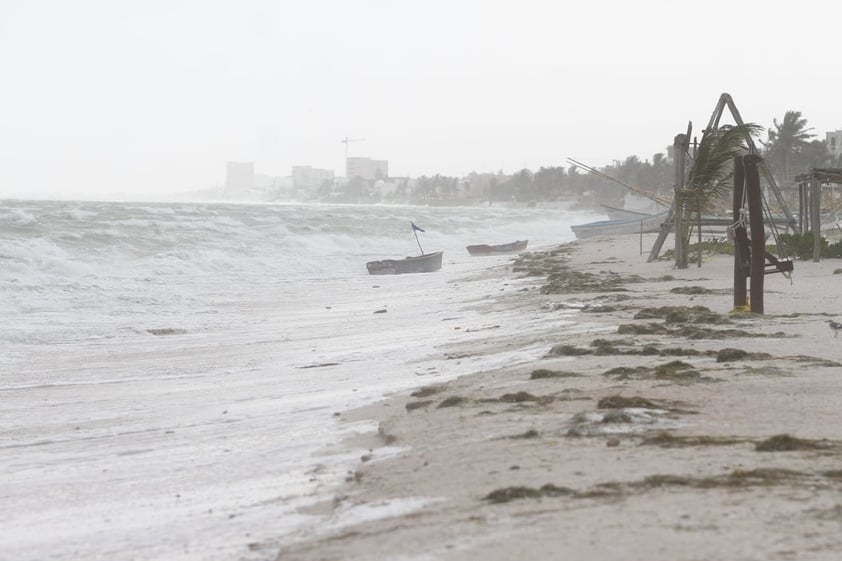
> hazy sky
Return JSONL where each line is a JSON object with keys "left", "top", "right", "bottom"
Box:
{"left": 1, "top": 0, "right": 839, "bottom": 199}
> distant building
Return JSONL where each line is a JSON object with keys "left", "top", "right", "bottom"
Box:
{"left": 225, "top": 161, "right": 254, "bottom": 192}
{"left": 373, "top": 179, "right": 398, "bottom": 198}
{"left": 292, "top": 165, "right": 335, "bottom": 192}
{"left": 826, "top": 130, "right": 842, "bottom": 164}
{"left": 346, "top": 157, "right": 388, "bottom": 181}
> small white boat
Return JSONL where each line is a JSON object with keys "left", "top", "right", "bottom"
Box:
{"left": 365, "top": 251, "right": 443, "bottom": 275}
{"left": 571, "top": 212, "right": 668, "bottom": 239}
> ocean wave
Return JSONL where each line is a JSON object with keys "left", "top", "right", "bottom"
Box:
{"left": 0, "top": 200, "right": 599, "bottom": 288}
{"left": 0, "top": 208, "right": 38, "bottom": 225}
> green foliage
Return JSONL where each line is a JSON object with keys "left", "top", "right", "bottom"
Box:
{"left": 673, "top": 124, "right": 761, "bottom": 268}
{"left": 777, "top": 232, "right": 842, "bottom": 259}
{"left": 660, "top": 239, "right": 735, "bottom": 261}
{"left": 761, "top": 110, "right": 818, "bottom": 181}
{"left": 685, "top": 124, "right": 764, "bottom": 209}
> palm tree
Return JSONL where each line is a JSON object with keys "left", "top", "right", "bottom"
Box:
{"left": 762, "top": 110, "right": 815, "bottom": 183}
{"left": 801, "top": 139, "right": 831, "bottom": 170}
{"left": 676, "top": 123, "right": 763, "bottom": 267}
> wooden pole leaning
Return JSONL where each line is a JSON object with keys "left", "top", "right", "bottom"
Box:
{"left": 673, "top": 133, "right": 688, "bottom": 269}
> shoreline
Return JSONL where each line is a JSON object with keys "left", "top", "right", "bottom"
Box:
{"left": 275, "top": 233, "right": 842, "bottom": 561}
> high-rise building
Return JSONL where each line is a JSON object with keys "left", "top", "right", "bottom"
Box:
{"left": 292, "top": 166, "right": 335, "bottom": 191}
{"left": 346, "top": 157, "right": 388, "bottom": 181}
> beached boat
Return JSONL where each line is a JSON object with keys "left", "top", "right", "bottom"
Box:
{"left": 600, "top": 204, "right": 662, "bottom": 221}
{"left": 571, "top": 212, "right": 668, "bottom": 239}
{"left": 365, "top": 251, "right": 443, "bottom": 275}
{"left": 465, "top": 240, "right": 528, "bottom": 256}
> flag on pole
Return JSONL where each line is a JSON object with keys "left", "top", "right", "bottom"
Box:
{"left": 411, "top": 222, "right": 425, "bottom": 232}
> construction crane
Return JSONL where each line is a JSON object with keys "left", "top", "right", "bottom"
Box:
{"left": 341, "top": 136, "right": 365, "bottom": 161}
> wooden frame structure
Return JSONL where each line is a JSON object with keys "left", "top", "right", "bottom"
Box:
{"left": 647, "top": 93, "right": 797, "bottom": 265}
{"left": 732, "top": 155, "right": 794, "bottom": 314}
{"left": 795, "top": 168, "right": 842, "bottom": 262}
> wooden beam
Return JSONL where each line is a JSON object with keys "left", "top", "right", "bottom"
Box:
{"left": 674, "top": 131, "right": 689, "bottom": 269}
{"left": 812, "top": 176, "right": 822, "bottom": 262}
{"left": 733, "top": 156, "right": 747, "bottom": 309}
{"left": 745, "top": 155, "right": 765, "bottom": 314}
{"left": 646, "top": 204, "right": 674, "bottom": 262}
{"left": 709, "top": 93, "right": 797, "bottom": 232}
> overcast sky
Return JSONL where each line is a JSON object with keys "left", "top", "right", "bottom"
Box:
{"left": 1, "top": 0, "right": 839, "bottom": 200}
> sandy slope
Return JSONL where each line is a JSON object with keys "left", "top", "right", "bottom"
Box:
{"left": 273, "top": 233, "right": 842, "bottom": 561}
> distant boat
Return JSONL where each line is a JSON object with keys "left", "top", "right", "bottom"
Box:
{"left": 466, "top": 240, "right": 528, "bottom": 256}
{"left": 600, "top": 204, "right": 659, "bottom": 220}
{"left": 571, "top": 212, "right": 668, "bottom": 239}
{"left": 366, "top": 251, "right": 443, "bottom": 275}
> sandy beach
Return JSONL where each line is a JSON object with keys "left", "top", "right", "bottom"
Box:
{"left": 274, "top": 233, "right": 842, "bottom": 561}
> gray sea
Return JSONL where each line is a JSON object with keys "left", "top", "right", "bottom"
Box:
{"left": 0, "top": 200, "right": 603, "bottom": 560}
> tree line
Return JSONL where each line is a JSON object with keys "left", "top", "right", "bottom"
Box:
{"left": 327, "top": 109, "right": 835, "bottom": 206}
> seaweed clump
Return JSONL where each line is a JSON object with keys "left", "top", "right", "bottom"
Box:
{"left": 405, "top": 400, "right": 434, "bottom": 412}
{"left": 547, "top": 344, "right": 592, "bottom": 357}
{"left": 617, "top": 323, "right": 669, "bottom": 336}
{"left": 640, "top": 431, "right": 745, "bottom": 448}
{"left": 483, "top": 468, "right": 817, "bottom": 505}
{"left": 670, "top": 286, "right": 713, "bottom": 295}
{"left": 499, "top": 391, "right": 547, "bottom": 403}
{"left": 755, "top": 434, "right": 829, "bottom": 452}
{"left": 639, "top": 468, "right": 805, "bottom": 489}
{"left": 602, "top": 361, "right": 702, "bottom": 383}
{"left": 716, "top": 348, "right": 773, "bottom": 362}
{"left": 509, "top": 429, "right": 540, "bottom": 439}
{"left": 634, "top": 305, "right": 726, "bottom": 324}
{"left": 603, "top": 366, "right": 650, "bottom": 380}
{"left": 529, "top": 368, "right": 581, "bottom": 379}
{"left": 484, "top": 484, "right": 574, "bottom": 503}
{"left": 654, "top": 360, "right": 699, "bottom": 381}
{"left": 597, "top": 395, "right": 660, "bottom": 409}
{"left": 437, "top": 396, "right": 467, "bottom": 408}
{"left": 411, "top": 385, "right": 445, "bottom": 398}
{"left": 540, "top": 270, "right": 630, "bottom": 295}
{"left": 582, "top": 305, "right": 622, "bottom": 313}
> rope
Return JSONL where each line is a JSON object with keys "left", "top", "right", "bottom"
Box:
{"left": 729, "top": 184, "right": 749, "bottom": 231}
{"left": 759, "top": 182, "right": 793, "bottom": 282}
{"left": 729, "top": 207, "right": 748, "bottom": 231}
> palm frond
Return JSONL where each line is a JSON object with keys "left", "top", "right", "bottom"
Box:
{"left": 686, "top": 123, "right": 763, "bottom": 207}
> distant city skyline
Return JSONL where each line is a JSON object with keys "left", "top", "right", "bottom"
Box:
{"left": 2, "top": 1, "right": 841, "bottom": 200}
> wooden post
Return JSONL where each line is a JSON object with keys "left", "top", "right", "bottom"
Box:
{"left": 697, "top": 207, "right": 702, "bottom": 267}
{"left": 640, "top": 219, "right": 643, "bottom": 255}
{"left": 811, "top": 175, "right": 822, "bottom": 262}
{"left": 798, "top": 181, "right": 806, "bottom": 234}
{"left": 744, "top": 155, "right": 764, "bottom": 314}
{"left": 673, "top": 133, "right": 688, "bottom": 269}
{"left": 647, "top": 203, "right": 674, "bottom": 262}
{"left": 733, "top": 156, "right": 747, "bottom": 309}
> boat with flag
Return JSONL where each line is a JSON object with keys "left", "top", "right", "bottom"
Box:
{"left": 365, "top": 222, "right": 443, "bottom": 275}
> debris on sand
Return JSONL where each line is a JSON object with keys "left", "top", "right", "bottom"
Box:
{"left": 755, "top": 434, "right": 830, "bottom": 452}
{"left": 405, "top": 400, "right": 434, "bottom": 412}
{"left": 437, "top": 396, "right": 468, "bottom": 408}
{"left": 640, "top": 431, "right": 746, "bottom": 448}
{"left": 716, "top": 348, "right": 772, "bottom": 362}
{"left": 597, "top": 395, "right": 661, "bottom": 409}
{"left": 529, "top": 368, "right": 581, "bottom": 379}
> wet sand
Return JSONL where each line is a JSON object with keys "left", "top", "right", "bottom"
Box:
{"left": 273, "top": 233, "right": 842, "bottom": 561}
